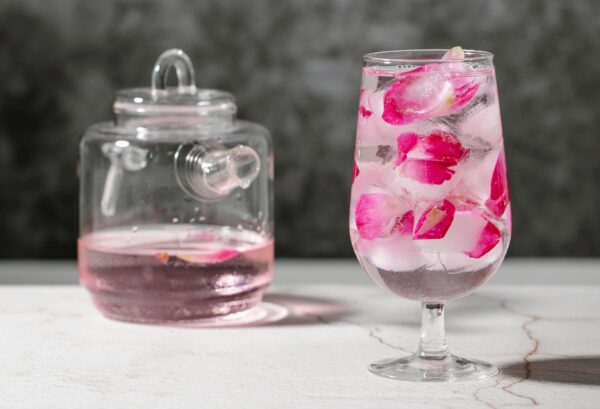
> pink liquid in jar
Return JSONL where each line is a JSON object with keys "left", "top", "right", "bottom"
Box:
{"left": 78, "top": 224, "right": 274, "bottom": 323}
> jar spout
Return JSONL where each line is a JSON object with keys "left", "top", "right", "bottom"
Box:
{"left": 174, "top": 143, "right": 261, "bottom": 201}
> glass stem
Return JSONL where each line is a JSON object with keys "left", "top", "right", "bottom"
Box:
{"left": 417, "top": 303, "right": 449, "bottom": 359}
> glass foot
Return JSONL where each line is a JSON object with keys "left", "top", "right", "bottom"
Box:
{"left": 369, "top": 353, "right": 498, "bottom": 382}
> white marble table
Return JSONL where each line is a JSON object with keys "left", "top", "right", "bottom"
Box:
{"left": 0, "top": 283, "right": 598, "bottom": 408}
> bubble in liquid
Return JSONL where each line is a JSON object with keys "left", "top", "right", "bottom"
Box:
{"left": 194, "top": 206, "right": 200, "bottom": 213}
{"left": 172, "top": 217, "right": 179, "bottom": 223}
{"left": 132, "top": 225, "right": 138, "bottom": 233}
{"left": 190, "top": 218, "right": 196, "bottom": 223}
{"left": 198, "top": 216, "right": 206, "bottom": 222}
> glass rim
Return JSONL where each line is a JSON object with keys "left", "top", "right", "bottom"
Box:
{"left": 363, "top": 49, "right": 494, "bottom": 64}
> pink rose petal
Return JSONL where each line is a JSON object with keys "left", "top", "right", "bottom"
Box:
{"left": 395, "top": 129, "right": 468, "bottom": 185}
{"left": 401, "top": 159, "right": 457, "bottom": 185}
{"left": 382, "top": 66, "right": 455, "bottom": 125}
{"left": 352, "top": 161, "right": 360, "bottom": 184}
{"left": 396, "top": 132, "right": 418, "bottom": 165}
{"left": 442, "top": 46, "right": 465, "bottom": 61}
{"left": 355, "top": 193, "right": 401, "bottom": 240}
{"left": 421, "top": 130, "right": 467, "bottom": 161}
{"left": 177, "top": 249, "right": 240, "bottom": 265}
{"left": 466, "top": 221, "right": 501, "bottom": 258}
{"left": 391, "top": 210, "right": 414, "bottom": 235}
{"left": 381, "top": 47, "right": 479, "bottom": 125}
{"left": 485, "top": 152, "right": 510, "bottom": 217}
{"left": 414, "top": 199, "right": 456, "bottom": 239}
{"left": 359, "top": 106, "right": 372, "bottom": 118}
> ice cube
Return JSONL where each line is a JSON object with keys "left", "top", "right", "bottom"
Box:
{"left": 349, "top": 163, "right": 404, "bottom": 228}
{"left": 415, "top": 209, "right": 488, "bottom": 253}
{"left": 356, "top": 145, "right": 396, "bottom": 165}
{"left": 355, "top": 88, "right": 415, "bottom": 146}
{"left": 460, "top": 102, "right": 503, "bottom": 149}
{"left": 396, "top": 163, "right": 464, "bottom": 203}
{"left": 453, "top": 147, "right": 500, "bottom": 202}
{"left": 361, "top": 235, "right": 426, "bottom": 272}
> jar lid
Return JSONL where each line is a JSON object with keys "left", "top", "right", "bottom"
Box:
{"left": 113, "top": 49, "right": 236, "bottom": 127}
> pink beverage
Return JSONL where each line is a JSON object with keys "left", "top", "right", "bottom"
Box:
{"left": 350, "top": 47, "right": 511, "bottom": 302}
{"left": 78, "top": 225, "right": 274, "bottom": 323}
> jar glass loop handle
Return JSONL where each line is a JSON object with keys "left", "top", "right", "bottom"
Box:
{"left": 151, "top": 49, "right": 197, "bottom": 94}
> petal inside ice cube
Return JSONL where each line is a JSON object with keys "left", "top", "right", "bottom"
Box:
{"left": 415, "top": 208, "right": 488, "bottom": 253}
{"left": 359, "top": 106, "right": 372, "bottom": 118}
{"left": 391, "top": 210, "right": 414, "bottom": 236}
{"left": 401, "top": 159, "right": 457, "bottom": 185}
{"left": 396, "top": 132, "right": 419, "bottom": 165}
{"left": 355, "top": 193, "right": 405, "bottom": 240}
{"left": 421, "top": 130, "right": 468, "bottom": 162}
{"left": 466, "top": 221, "right": 501, "bottom": 258}
{"left": 351, "top": 161, "right": 360, "bottom": 184}
{"left": 414, "top": 199, "right": 456, "bottom": 239}
{"left": 381, "top": 47, "right": 480, "bottom": 125}
{"left": 485, "top": 152, "right": 510, "bottom": 217}
{"left": 382, "top": 66, "right": 456, "bottom": 126}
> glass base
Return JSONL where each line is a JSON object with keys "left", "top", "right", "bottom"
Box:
{"left": 369, "top": 353, "right": 498, "bottom": 382}
{"left": 89, "top": 287, "right": 266, "bottom": 324}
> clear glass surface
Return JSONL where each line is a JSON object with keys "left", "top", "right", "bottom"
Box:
{"left": 349, "top": 48, "right": 511, "bottom": 381}
{"left": 79, "top": 50, "right": 274, "bottom": 323}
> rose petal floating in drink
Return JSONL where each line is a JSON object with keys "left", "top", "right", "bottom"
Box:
{"left": 485, "top": 152, "right": 509, "bottom": 217}
{"left": 382, "top": 46, "right": 479, "bottom": 125}
{"left": 177, "top": 249, "right": 240, "bottom": 265}
{"left": 414, "top": 199, "right": 456, "bottom": 240}
{"left": 466, "top": 221, "right": 501, "bottom": 258}
{"left": 155, "top": 252, "right": 170, "bottom": 265}
{"left": 355, "top": 193, "right": 411, "bottom": 240}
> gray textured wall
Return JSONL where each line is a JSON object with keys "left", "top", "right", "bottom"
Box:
{"left": 0, "top": 0, "right": 599, "bottom": 258}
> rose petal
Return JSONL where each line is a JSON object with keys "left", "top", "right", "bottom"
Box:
{"left": 356, "top": 193, "right": 403, "bottom": 240}
{"left": 421, "top": 130, "right": 467, "bottom": 161}
{"left": 359, "top": 106, "right": 372, "bottom": 118}
{"left": 391, "top": 210, "right": 414, "bottom": 235}
{"left": 381, "top": 47, "right": 479, "bottom": 125}
{"left": 485, "top": 152, "right": 510, "bottom": 217}
{"left": 442, "top": 46, "right": 465, "bottom": 60}
{"left": 414, "top": 199, "right": 456, "bottom": 239}
{"left": 155, "top": 252, "right": 170, "bottom": 265}
{"left": 177, "top": 249, "right": 240, "bottom": 265}
{"left": 466, "top": 221, "right": 501, "bottom": 258}
{"left": 401, "top": 159, "right": 457, "bottom": 185}
{"left": 452, "top": 81, "right": 480, "bottom": 111}
{"left": 396, "top": 132, "right": 418, "bottom": 165}
{"left": 352, "top": 161, "right": 360, "bottom": 184}
{"left": 382, "top": 66, "right": 455, "bottom": 125}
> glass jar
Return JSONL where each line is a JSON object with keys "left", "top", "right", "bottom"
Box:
{"left": 78, "top": 49, "right": 274, "bottom": 324}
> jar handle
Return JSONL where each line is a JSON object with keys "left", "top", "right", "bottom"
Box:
{"left": 151, "top": 49, "right": 197, "bottom": 94}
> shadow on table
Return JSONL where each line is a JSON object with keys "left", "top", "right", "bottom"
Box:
{"left": 502, "top": 356, "right": 600, "bottom": 385}
{"left": 262, "top": 293, "right": 354, "bottom": 326}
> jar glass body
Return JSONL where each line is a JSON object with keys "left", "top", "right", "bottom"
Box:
{"left": 78, "top": 120, "right": 274, "bottom": 323}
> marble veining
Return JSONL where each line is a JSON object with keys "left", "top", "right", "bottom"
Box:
{"left": 0, "top": 285, "right": 599, "bottom": 408}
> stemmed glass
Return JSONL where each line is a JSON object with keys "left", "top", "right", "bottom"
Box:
{"left": 349, "top": 48, "right": 511, "bottom": 381}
